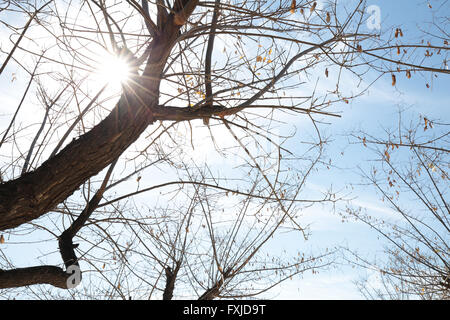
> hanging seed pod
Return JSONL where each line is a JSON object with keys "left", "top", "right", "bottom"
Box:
{"left": 406, "top": 70, "right": 411, "bottom": 79}
{"left": 290, "top": 0, "right": 296, "bottom": 13}
{"left": 391, "top": 74, "right": 396, "bottom": 86}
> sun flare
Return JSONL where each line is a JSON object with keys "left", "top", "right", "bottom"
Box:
{"left": 94, "top": 53, "right": 131, "bottom": 89}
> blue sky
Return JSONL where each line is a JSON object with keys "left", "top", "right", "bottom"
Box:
{"left": 0, "top": 0, "right": 448, "bottom": 299}
{"left": 271, "top": 0, "right": 450, "bottom": 299}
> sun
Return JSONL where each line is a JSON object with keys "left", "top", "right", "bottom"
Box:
{"left": 93, "top": 53, "right": 131, "bottom": 89}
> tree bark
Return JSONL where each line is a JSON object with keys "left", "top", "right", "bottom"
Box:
{"left": 0, "top": 4, "right": 198, "bottom": 231}
{"left": 198, "top": 269, "right": 231, "bottom": 300}
{"left": 0, "top": 71, "right": 155, "bottom": 231}
{"left": 162, "top": 265, "right": 179, "bottom": 300}
{"left": 0, "top": 266, "right": 69, "bottom": 289}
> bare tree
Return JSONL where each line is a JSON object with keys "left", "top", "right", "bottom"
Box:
{"left": 0, "top": 0, "right": 448, "bottom": 299}
{"left": 345, "top": 113, "right": 449, "bottom": 300}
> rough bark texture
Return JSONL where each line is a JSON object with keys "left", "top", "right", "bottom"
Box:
{"left": 162, "top": 262, "right": 181, "bottom": 300}
{"left": 0, "top": 266, "right": 69, "bottom": 289}
{"left": 162, "top": 267, "right": 176, "bottom": 300}
{"left": 0, "top": 0, "right": 203, "bottom": 291}
{"left": 0, "top": 79, "right": 154, "bottom": 231}
{"left": 0, "top": 10, "right": 190, "bottom": 231}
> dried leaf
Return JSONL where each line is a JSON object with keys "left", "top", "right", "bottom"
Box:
{"left": 384, "top": 150, "right": 390, "bottom": 162}
{"left": 326, "top": 12, "right": 331, "bottom": 23}
{"left": 290, "top": 0, "right": 296, "bottom": 13}
{"left": 310, "top": 2, "right": 317, "bottom": 12}
{"left": 394, "top": 28, "right": 404, "bottom": 37}
{"left": 391, "top": 74, "right": 396, "bottom": 86}
{"left": 0, "top": 235, "right": 4, "bottom": 244}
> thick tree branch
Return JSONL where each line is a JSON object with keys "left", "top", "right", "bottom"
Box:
{"left": 59, "top": 159, "right": 117, "bottom": 270}
{"left": 0, "top": 83, "right": 153, "bottom": 231}
{"left": 156, "top": 0, "right": 169, "bottom": 28}
{"left": 0, "top": 3, "right": 200, "bottom": 231}
{"left": 152, "top": 103, "right": 340, "bottom": 123}
{"left": 198, "top": 269, "right": 231, "bottom": 300}
{"left": 162, "top": 262, "right": 181, "bottom": 300}
{"left": 202, "top": 0, "right": 220, "bottom": 125}
{"left": 0, "top": 159, "right": 118, "bottom": 290}
{"left": 0, "top": 266, "right": 69, "bottom": 289}
{"left": 173, "top": 0, "right": 199, "bottom": 26}
{"left": 204, "top": 0, "right": 220, "bottom": 106}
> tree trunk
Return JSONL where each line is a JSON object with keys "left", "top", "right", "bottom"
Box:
{"left": 0, "top": 23, "right": 183, "bottom": 231}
